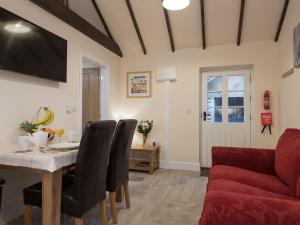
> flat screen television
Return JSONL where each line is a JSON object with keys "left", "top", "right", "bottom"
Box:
{"left": 0, "top": 7, "right": 67, "bottom": 82}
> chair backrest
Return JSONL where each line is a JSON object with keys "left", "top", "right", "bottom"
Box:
{"left": 74, "top": 120, "right": 116, "bottom": 212}
{"left": 0, "top": 178, "right": 5, "bottom": 211}
{"left": 275, "top": 128, "right": 300, "bottom": 197}
{"left": 106, "top": 119, "right": 137, "bottom": 192}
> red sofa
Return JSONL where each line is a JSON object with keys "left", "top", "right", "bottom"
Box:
{"left": 199, "top": 129, "right": 300, "bottom": 225}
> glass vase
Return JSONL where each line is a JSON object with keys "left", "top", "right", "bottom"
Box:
{"left": 143, "top": 135, "right": 147, "bottom": 146}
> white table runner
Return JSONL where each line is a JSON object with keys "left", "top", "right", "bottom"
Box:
{"left": 0, "top": 144, "right": 78, "bottom": 172}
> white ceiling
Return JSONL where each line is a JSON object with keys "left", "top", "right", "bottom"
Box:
{"left": 69, "top": 0, "right": 286, "bottom": 56}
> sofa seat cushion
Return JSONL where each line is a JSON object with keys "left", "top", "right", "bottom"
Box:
{"left": 275, "top": 129, "right": 300, "bottom": 197}
{"left": 199, "top": 191, "right": 300, "bottom": 225}
{"left": 207, "top": 179, "right": 296, "bottom": 201}
{"left": 209, "top": 165, "right": 292, "bottom": 196}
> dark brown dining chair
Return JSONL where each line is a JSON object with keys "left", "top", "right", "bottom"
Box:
{"left": 0, "top": 178, "right": 5, "bottom": 211}
{"left": 23, "top": 120, "right": 116, "bottom": 225}
{"left": 106, "top": 119, "right": 137, "bottom": 224}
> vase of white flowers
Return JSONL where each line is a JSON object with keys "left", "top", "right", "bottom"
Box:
{"left": 137, "top": 120, "right": 153, "bottom": 146}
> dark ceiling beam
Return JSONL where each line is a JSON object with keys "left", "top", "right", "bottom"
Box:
{"left": 163, "top": 8, "right": 175, "bottom": 52}
{"left": 63, "top": 0, "right": 69, "bottom": 8}
{"left": 125, "top": 0, "right": 147, "bottom": 55}
{"left": 275, "top": 0, "right": 290, "bottom": 42}
{"left": 55, "top": 0, "right": 69, "bottom": 8}
{"left": 200, "top": 0, "right": 206, "bottom": 49}
{"left": 91, "top": 0, "right": 115, "bottom": 41}
{"left": 28, "top": 0, "right": 123, "bottom": 57}
{"left": 237, "top": 0, "right": 245, "bottom": 46}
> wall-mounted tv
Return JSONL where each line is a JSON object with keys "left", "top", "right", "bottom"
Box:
{"left": 0, "top": 7, "right": 67, "bottom": 82}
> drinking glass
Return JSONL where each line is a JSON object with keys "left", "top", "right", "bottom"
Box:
{"left": 55, "top": 127, "right": 65, "bottom": 143}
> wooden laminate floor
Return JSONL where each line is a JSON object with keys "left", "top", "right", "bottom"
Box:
{"left": 8, "top": 169, "right": 208, "bottom": 225}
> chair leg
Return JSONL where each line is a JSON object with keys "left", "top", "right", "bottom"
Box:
{"left": 109, "top": 192, "right": 118, "bottom": 224}
{"left": 24, "top": 205, "right": 33, "bottom": 225}
{"left": 123, "top": 182, "right": 130, "bottom": 209}
{"left": 75, "top": 217, "right": 84, "bottom": 225}
{"left": 100, "top": 199, "right": 108, "bottom": 225}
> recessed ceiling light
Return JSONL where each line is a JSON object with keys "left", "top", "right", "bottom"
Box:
{"left": 162, "top": 0, "right": 190, "bottom": 11}
{"left": 4, "top": 23, "right": 31, "bottom": 34}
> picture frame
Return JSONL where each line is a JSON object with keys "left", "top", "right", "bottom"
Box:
{"left": 294, "top": 22, "right": 300, "bottom": 68}
{"left": 127, "top": 71, "right": 152, "bottom": 98}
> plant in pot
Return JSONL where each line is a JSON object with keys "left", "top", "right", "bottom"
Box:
{"left": 137, "top": 120, "right": 153, "bottom": 146}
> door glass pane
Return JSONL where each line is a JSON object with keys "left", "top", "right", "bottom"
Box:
{"left": 228, "top": 107, "right": 244, "bottom": 123}
{"left": 207, "top": 76, "right": 223, "bottom": 123}
{"left": 208, "top": 76, "right": 222, "bottom": 92}
{"left": 207, "top": 107, "right": 222, "bottom": 123}
{"left": 208, "top": 92, "right": 222, "bottom": 107}
{"left": 228, "top": 75, "right": 245, "bottom": 123}
{"left": 228, "top": 91, "right": 244, "bottom": 106}
{"left": 228, "top": 75, "right": 244, "bottom": 91}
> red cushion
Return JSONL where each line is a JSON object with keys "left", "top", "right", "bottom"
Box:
{"left": 275, "top": 129, "right": 300, "bottom": 197}
{"left": 209, "top": 165, "right": 291, "bottom": 196}
{"left": 199, "top": 191, "right": 300, "bottom": 225}
{"left": 207, "top": 179, "right": 296, "bottom": 201}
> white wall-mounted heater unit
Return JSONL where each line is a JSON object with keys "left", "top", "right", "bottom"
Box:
{"left": 157, "top": 67, "right": 177, "bottom": 81}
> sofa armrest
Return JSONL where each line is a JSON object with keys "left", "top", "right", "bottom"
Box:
{"left": 199, "top": 192, "right": 300, "bottom": 225}
{"left": 212, "top": 146, "right": 275, "bottom": 175}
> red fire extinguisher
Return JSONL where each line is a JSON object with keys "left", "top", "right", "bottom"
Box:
{"left": 261, "top": 90, "right": 272, "bottom": 134}
{"left": 264, "top": 90, "right": 271, "bottom": 110}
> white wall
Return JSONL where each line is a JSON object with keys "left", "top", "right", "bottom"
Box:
{"left": 0, "top": 1, "right": 121, "bottom": 223}
{"left": 0, "top": 1, "right": 290, "bottom": 223}
{"left": 120, "top": 41, "right": 281, "bottom": 170}
{"left": 278, "top": 0, "right": 300, "bottom": 130}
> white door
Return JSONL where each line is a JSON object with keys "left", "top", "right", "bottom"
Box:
{"left": 201, "top": 69, "right": 251, "bottom": 167}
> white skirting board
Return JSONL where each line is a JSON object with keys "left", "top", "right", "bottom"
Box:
{"left": 160, "top": 161, "right": 201, "bottom": 172}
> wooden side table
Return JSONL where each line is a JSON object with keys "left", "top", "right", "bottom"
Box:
{"left": 129, "top": 144, "right": 160, "bottom": 175}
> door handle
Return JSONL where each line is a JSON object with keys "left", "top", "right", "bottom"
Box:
{"left": 203, "top": 112, "right": 211, "bottom": 121}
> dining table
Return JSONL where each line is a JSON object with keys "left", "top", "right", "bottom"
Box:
{"left": 0, "top": 144, "right": 78, "bottom": 225}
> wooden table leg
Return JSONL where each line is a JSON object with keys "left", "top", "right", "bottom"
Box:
{"left": 150, "top": 151, "right": 154, "bottom": 175}
{"left": 42, "top": 169, "right": 62, "bottom": 225}
{"left": 116, "top": 187, "right": 124, "bottom": 203}
{"left": 157, "top": 149, "right": 160, "bottom": 170}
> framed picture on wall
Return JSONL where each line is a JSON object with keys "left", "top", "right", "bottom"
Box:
{"left": 127, "top": 71, "right": 152, "bottom": 98}
{"left": 294, "top": 22, "right": 300, "bottom": 68}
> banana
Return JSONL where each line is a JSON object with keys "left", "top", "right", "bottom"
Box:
{"left": 43, "top": 110, "right": 55, "bottom": 125}
{"left": 34, "top": 107, "right": 54, "bottom": 126}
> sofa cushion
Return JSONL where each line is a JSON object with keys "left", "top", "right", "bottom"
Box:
{"left": 275, "top": 129, "right": 300, "bottom": 197}
{"left": 207, "top": 179, "right": 296, "bottom": 201}
{"left": 209, "top": 165, "right": 291, "bottom": 196}
{"left": 199, "top": 191, "right": 300, "bottom": 225}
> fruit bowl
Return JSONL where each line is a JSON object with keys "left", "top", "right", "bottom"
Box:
{"left": 20, "top": 107, "right": 55, "bottom": 136}
{"left": 42, "top": 128, "right": 55, "bottom": 142}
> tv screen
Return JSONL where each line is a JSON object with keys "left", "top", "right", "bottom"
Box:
{"left": 0, "top": 7, "right": 67, "bottom": 82}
